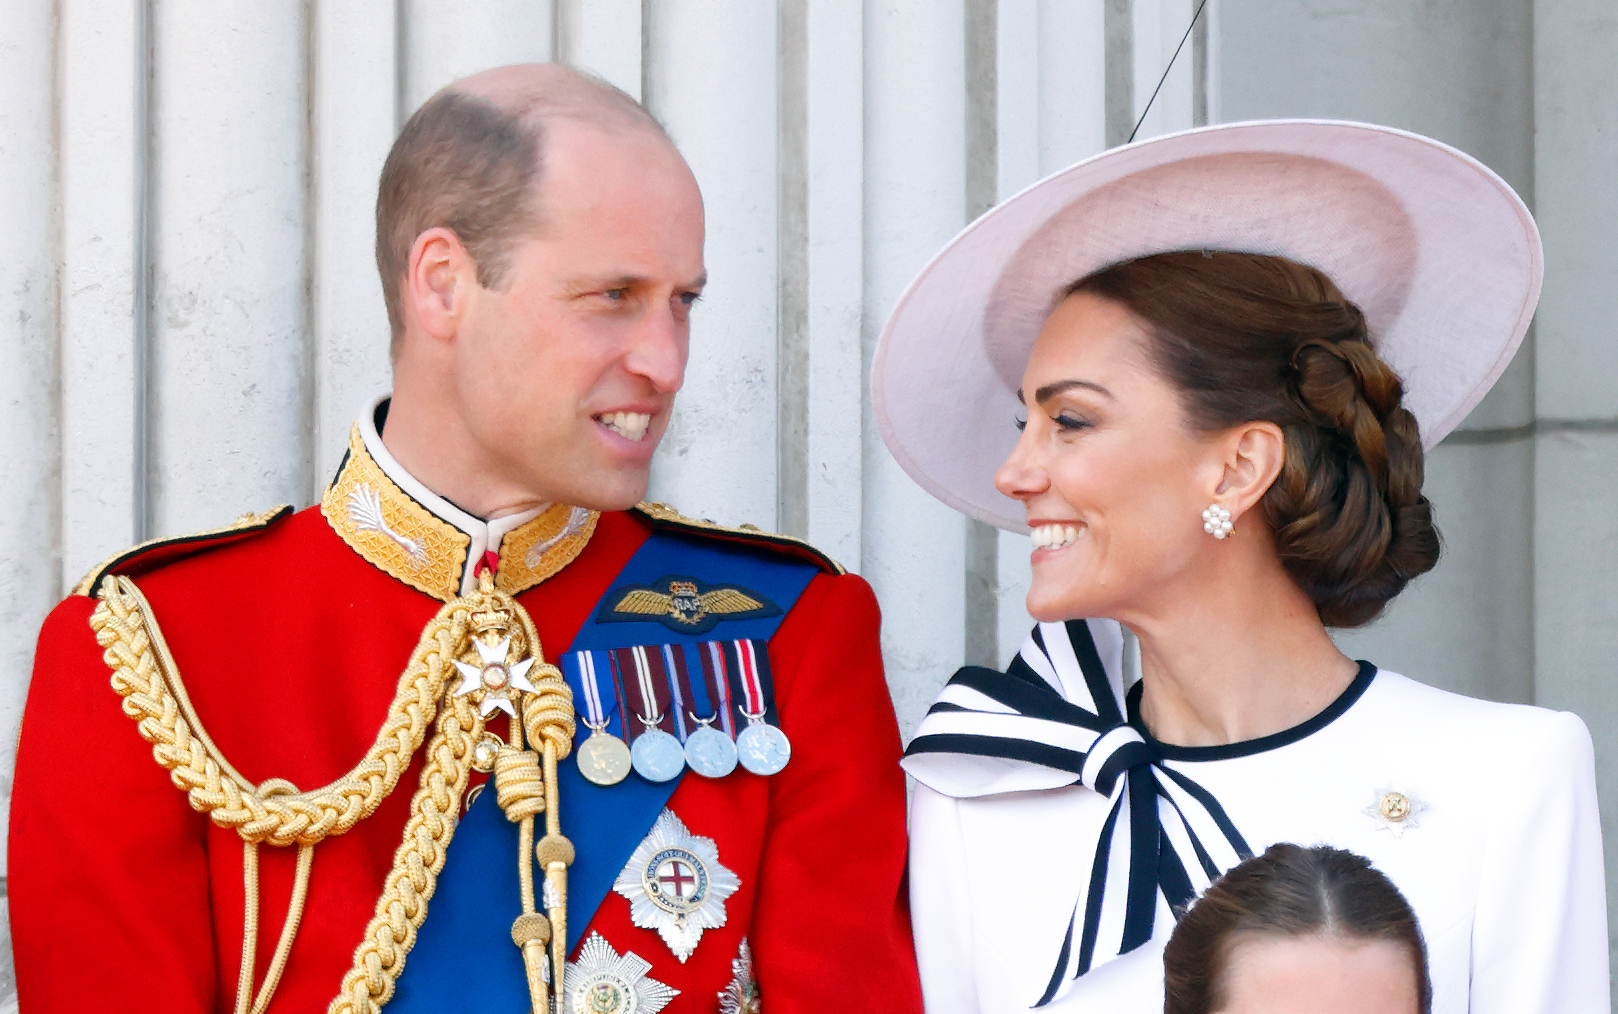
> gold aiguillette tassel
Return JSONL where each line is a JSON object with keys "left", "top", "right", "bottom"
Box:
{"left": 475, "top": 565, "right": 578, "bottom": 1014}
{"left": 536, "top": 737, "right": 575, "bottom": 1003}
{"left": 511, "top": 911, "right": 553, "bottom": 1012}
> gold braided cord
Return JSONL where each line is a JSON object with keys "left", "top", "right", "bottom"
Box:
{"left": 254, "top": 845, "right": 315, "bottom": 1014}
{"left": 493, "top": 747, "right": 546, "bottom": 823}
{"left": 509, "top": 591, "right": 573, "bottom": 755}
{"left": 92, "top": 569, "right": 570, "bottom": 1012}
{"left": 236, "top": 843, "right": 261, "bottom": 1014}
{"left": 329, "top": 694, "right": 483, "bottom": 1014}
{"left": 236, "top": 843, "right": 316, "bottom": 1014}
{"left": 92, "top": 575, "right": 467, "bottom": 848}
{"left": 507, "top": 596, "right": 578, "bottom": 1005}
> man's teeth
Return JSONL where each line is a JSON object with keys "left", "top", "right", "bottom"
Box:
{"left": 1030, "top": 523, "right": 1082, "bottom": 550}
{"left": 598, "top": 412, "right": 651, "bottom": 441}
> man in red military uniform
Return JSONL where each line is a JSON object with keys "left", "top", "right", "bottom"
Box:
{"left": 10, "top": 64, "right": 922, "bottom": 1014}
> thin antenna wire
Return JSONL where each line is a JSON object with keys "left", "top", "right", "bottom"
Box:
{"left": 1127, "top": 0, "right": 1210, "bottom": 144}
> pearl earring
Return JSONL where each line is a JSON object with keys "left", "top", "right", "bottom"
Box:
{"left": 1201, "top": 504, "right": 1233, "bottom": 540}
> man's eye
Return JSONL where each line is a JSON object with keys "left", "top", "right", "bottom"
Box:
{"left": 1014, "top": 416, "right": 1028, "bottom": 432}
{"left": 603, "top": 288, "right": 628, "bottom": 301}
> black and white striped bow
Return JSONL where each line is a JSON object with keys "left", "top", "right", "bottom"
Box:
{"left": 902, "top": 619, "right": 1252, "bottom": 1006}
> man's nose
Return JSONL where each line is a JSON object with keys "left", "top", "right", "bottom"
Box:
{"left": 625, "top": 300, "right": 688, "bottom": 392}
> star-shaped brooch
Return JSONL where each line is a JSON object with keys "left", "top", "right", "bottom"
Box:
{"left": 452, "top": 635, "right": 537, "bottom": 718}
{"left": 563, "top": 932, "right": 678, "bottom": 1014}
{"left": 1365, "top": 787, "right": 1428, "bottom": 839}
{"left": 614, "top": 809, "right": 740, "bottom": 962}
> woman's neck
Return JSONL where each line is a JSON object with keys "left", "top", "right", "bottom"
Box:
{"left": 1124, "top": 558, "right": 1359, "bottom": 748}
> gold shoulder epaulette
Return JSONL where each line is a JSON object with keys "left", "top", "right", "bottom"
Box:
{"left": 72, "top": 505, "right": 295, "bottom": 598}
{"left": 632, "top": 501, "right": 845, "bottom": 575}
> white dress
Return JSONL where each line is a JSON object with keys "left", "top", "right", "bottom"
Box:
{"left": 904, "top": 619, "right": 1609, "bottom": 1014}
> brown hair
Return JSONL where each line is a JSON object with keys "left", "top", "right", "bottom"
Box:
{"left": 1071, "top": 251, "right": 1439, "bottom": 627}
{"left": 376, "top": 91, "right": 542, "bottom": 343}
{"left": 375, "top": 68, "right": 665, "bottom": 348}
{"left": 1163, "top": 844, "right": 1431, "bottom": 1014}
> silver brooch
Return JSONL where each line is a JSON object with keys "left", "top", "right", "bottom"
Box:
{"left": 527, "top": 506, "right": 593, "bottom": 567}
{"left": 718, "top": 938, "right": 761, "bottom": 1014}
{"left": 347, "top": 483, "right": 426, "bottom": 563}
{"left": 1365, "top": 787, "right": 1427, "bottom": 839}
{"left": 563, "top": 932, "right": 679, "bottom": 1014}
{"left": 614, "top": 809, "right": 740, "bottom": 962}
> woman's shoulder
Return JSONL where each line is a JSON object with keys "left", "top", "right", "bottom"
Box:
{"left": 1363, "top": 669, "right": 1594, "bottom": 772}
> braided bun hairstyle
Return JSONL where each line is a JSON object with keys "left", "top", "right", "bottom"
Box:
{"left": 1070, "top": 251, "right": 1440, "bottom": 627}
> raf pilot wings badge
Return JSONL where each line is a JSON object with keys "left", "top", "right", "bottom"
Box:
{"left": 599, "top": 575, "right": 782, "bottom": 634}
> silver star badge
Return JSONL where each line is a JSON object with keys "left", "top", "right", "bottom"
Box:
{"left": 452, "top": 635, "right": 537, "bottom": 718}
{"left": 614, "top": 809, "right": 740, "bottom": 962}
{"left": 1365, "top": 787, "right": 1427, "bottom": 839}
{"left": 563, "top": 932, "right": 679, "bottom": 1014}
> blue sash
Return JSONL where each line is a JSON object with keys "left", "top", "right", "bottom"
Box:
{"left": 387, "top": 530, "right": 817, "bottom": 1011}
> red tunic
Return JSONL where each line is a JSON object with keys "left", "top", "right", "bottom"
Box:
{"left": 10, "top": 503, "right": 922, "bottom": 1012}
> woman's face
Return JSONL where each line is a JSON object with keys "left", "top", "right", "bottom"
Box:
{"left": 1217, "top": 933, "right": 1421, "bottom": 1014}
{"left": 995, "top": 291, "right": 1229, "bottom": 623}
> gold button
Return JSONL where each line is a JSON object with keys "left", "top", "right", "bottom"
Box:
{"left": 471, "top": 733, "right": 502, "bottom": 773}
{"left": 1379, "top": 792, "right": 1411, "bottom": 822}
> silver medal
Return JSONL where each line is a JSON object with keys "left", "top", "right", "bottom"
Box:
{"left": 683, "top": 718, "right": 738, "bottom": 779}
{"left": 631, "top": 727, "right": 686, "bottom": 783}
{"left": 578, "top": 725, "right": 633, "bottom": 786}
{"left": 736, "top": 718, "right": 791, "bottom": 776}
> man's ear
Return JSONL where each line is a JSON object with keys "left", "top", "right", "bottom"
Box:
{"left": 1213, "top": 421, "right": 1286, "bottom": 520}
{"left": 405, "top": 227, "right": 476, "bottom": 343}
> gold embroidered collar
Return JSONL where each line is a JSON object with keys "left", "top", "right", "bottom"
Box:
{"left": 320, "top": 400, "right": 598, "bottom": 601}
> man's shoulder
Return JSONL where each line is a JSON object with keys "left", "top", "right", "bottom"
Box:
{"left": 70, "top": 504, "right": 305, "bottom": 598}
{"left": 629, "top": 501, "right": 844, "bottom": 576}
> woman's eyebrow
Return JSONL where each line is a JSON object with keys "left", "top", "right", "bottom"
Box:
{"left": 1020, "top": 379, "right": 1115, "bottom": 404}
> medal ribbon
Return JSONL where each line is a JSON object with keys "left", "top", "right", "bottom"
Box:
{"left": 701, "top": 643, "right": 736, "bottom": 737}
{"left": 616, "top": 646, "right": 676, "bottom": 740}
{"left": 660, "top": 644, "right": 695, "bottom": 741}
{"left": 732, "top": 639, "right": 776, "bottom": 723}
{"left": 572, "top": 650, "right": 625, "bottom": 736}
{"left": 669, "top": 645, "right": 719, "bottom": 733}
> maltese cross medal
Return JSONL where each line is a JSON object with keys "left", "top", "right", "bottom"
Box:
{"left": 614, "top": 809, "right": 740, "bottom": 962}
{"left": 451, "top": 634, "right": 537, "bottom": 719}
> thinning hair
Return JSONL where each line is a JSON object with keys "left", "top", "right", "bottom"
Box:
{"left": 375, "top": 66, "right": 667, "bottom": 349}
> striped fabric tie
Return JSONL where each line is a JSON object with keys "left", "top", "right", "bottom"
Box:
{"left": 902, "top": 619, "right": 1252, "bottom": 1006}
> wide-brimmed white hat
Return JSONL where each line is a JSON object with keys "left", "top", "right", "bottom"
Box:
{"left": 872, "top": 119, "right": 1542, "bottom": 533}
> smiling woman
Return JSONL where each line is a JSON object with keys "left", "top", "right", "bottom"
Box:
{"left": 880, "top": 120, "right": 1607, "bottom": 1014}
{"left": 1011, "top": 251, "right": 1439, "bottom": 631}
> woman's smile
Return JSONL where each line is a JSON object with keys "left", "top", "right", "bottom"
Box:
{"left": 1028, "top": 521, "right": 1084, "bottom": 552}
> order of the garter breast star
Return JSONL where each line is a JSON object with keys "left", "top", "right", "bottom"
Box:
{"left": 453, "top": 635, "right": 538, "bottom": 719}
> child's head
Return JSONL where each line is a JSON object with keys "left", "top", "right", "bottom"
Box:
{"left": 1164, "top": 844, "right": 1429, "bottom": 1014}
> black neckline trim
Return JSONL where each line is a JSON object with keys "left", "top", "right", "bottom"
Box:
{"left": 1126, "top": 660, "right": 1377, "bottom": 762}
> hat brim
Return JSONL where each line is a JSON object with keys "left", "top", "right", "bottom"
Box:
{"left": 872, "top": 119, "right": 1542, "bottom": 533}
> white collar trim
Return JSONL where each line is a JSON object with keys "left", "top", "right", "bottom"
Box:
{"left": 360, "top": 395, "right": 548, "bottom": 596}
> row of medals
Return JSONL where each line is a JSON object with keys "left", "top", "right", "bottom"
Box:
{"left": 577, "top": 710, "right": 792, "bottom": 786}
